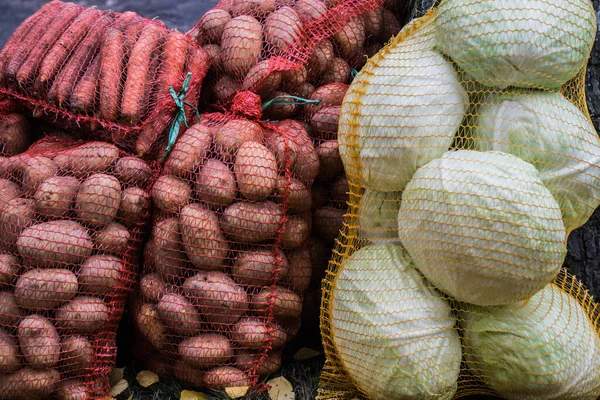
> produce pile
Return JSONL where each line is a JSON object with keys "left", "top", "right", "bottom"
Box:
{"left": 319, "top": 1, "right": 600, "bottom": 399}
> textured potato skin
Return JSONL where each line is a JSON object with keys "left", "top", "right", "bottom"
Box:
{"left": 0, "top": 197, "right": 35, "bottom": 251}
{"left": 221, "top": 201, "right": 284, "bottom": 243}
{"left": 220, "top": 16, "right": 262, "bottom": 78}
{"left": 157, "top": 293, "right": 202, "bottom": 336}
{"left": 281, "top": 214, "right": 310, "bottom": 249}
{"left": 114, "top": 157, "right": 152, "bottom": 187}
{"left": 234, "top": 141, "right": 278, "bottom": 201}
{"left": 15, "top": 268, "right": 78, "bottom": 310}
{"left": 0, "top": 254, "right": 17, "bottom": 285}
{"left": 231, "top": 317, "right": 286, "bottom": 349}
{"left": 60, "top": 335, "right": 94, "bottom": 374}
{"left": 251, "top": 286, "right": 303, "bottom": 319}
{"left": 236, "top": 350, "right": 282, "bottom": 376}
{"left": 18, "top": 314, "right": 60, "bottom": 369}
{"left": 0, "top": 292, "right": 24, "bottom": 328}
{"left": 178, "top": 334, "right": 234, "bottom": 368}
{"left": 0, "top": 367, "right": 60, "bottom": 399}
{"left": 118, "top": 186, "right": 150, "bottom": 227}
{"left": 135, "top": 303, "right": 166, "bottom": 350}
{"left": 55, "top": 379, "right": 89, "bottom": 400}
{"left": 54, "top": 142, "right": 120, "bottom": 178}
{"left": 140, "top": 273, "right": 168, "bottom": 303}
{"left": 56, "top": 296, "right": 109, "bottom": 334}
{"left": 93, "top": 222, "right": 130, "bottom": 254}
{"left": 76, "top": 173, "right": 122, "bottom": 228}
{"left": 163, "top": 124, "right": 212, "bottom": 178}
{"left": 79, "top": 255, "right": 123, "bottom": 296}
{"left": 232, "top": 248, "right": 288, "bottom": 286}
{"left": 34, "top": 176, "right": 80, "bottom": 218}
{"left": 0, "top": 328, "right": 19, "bottom": 373}
{"left": 149, "top": 217, "right": 186, "bottom": 279}
{"left": 151, "top": 174, "right": 191, "bottom": 214}
{"left": 195, "top": 159, "right": 237, "bottom": 208}
{"left": 21, "top": 156, "right": 57, "bottom": 196}
{"left": 203, "top": 366, "right": 249, "bottom": 389}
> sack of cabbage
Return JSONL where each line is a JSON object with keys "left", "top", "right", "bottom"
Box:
{"left": 317, "top": 1, "right": 600, "bottom": 400}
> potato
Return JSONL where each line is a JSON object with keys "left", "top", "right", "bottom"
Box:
{"left": 0, "top": 114, "right": 31, "bottom": 157}
{"left": 21, "top": 156, "right": 57, "bottom": 196}
{"left": 305, "top": 82, "right": 348, "bottom": 117}
{"left": 0, "top": 198, "right": 34, "bottom": 251}
{"left": 251, "top": 286, "right": 303, "bottom": 319}
{"left": 379, "top": 9, "right": 401, "bottom": 42}
{"left": 79, "top": 255, "right": 123, "bottom": 296}
{"left": 140, "top": 273, "right": 168, "bottom": 303}
{"left": 235, "top": 142, "right": 278, "bottom": 201}
{"left": 321, "top": 58, "right": 351, "bottom": 85}
{"left": 18, "top": 314, "right": 60, "bottom": 369}
{"left": 17, "top": 220, "right": 93, "bottom": 267}
{"left": 178, "top": 334, "right": 234, "bottom": 368}
{"left": 331, "top": 175, "right": 349, "bottom": 205}
{"left": 221, "top": 15, "right": 262, "bottom": 78}
{"left": 55, "top": 379, "right": 88, "bottom": 400}
{"left": 198, "top": 8, "right": 231, "bottom": 43}
{"left": 56, "top": 296, "right": 109, "bottom": 334}
{"left": 274, "top": 177, "right": 312, "bottom": 214}
{"left": 313, "top": 206, "right": 345, "bottom": 243}
{"left": 135, "top": 303, "right": 166, "bottom": 350}
{"left": 274, "top": 120, "right": 320, "bottom": 183}
{"left": 164, "top": 124, "right": 212, "bottom": 178}
{"left": 231, "top": 0, "right": 276, "bottom": 16}
{"left": 281, "top": 66, "right": 308, "bottom": 90}
{"left": 311, "top": 183, "right": 327, "bottom": 209}
{"left": 263, "top": 91, "right": 298, "bottom": 120}
{"left": 365, "top": 41, "right": 383, "bottom": 58}
{"left": 172, "top": 360, "right": 205, "bottom": 387}
{"left": 242, "top": 60, "right": 282, "bottom": 98}
{"left": 0, "top": 329, "right": 19, "bottom": 373}
{"left": 232, "top": 248, "right": 288, "bottom": 286}
{"left": 0, "top": 254, "right": 17, "bottom": 285}
{"left": 195, "top": 158, "right": 237, "bottom": 208}
{"left": 236, "top": 351, "right": 282, "bottom": 376}
{"left": 231, "top": 317, "right": 287, "bottom": 349}
{"left": 214, "top": 119, "right": 263, "bottom": 162}
{"left": 333, "top": 16, "right": 366, "bottom": 58}
{"left": 315, "top": 140, "right": 343, "bottom": 181}
{"left": 0, "top": 178, "right": 20, "bottom": 207}
{"left": 309, "top": 39, "right": 335, "bottom": 78}
{"left": 363, "top": 7, "right": 383, "bottom": 38}
{"left": 93, "top": 222, "right": 130, "bottom": 254}
{"left": 151, "top": 174, "right": 191, "bottom": 214}
{"left": 149, "top": 218, "right": 186, "bottom": 279}
{"left": 214, "top": 75, "right": 241, "bottom": 103}
{"left": 15, "top": 269, "right": 78, "bottom": 310}
{"left": 0, "top": 292, "right": 24, "bottom": 328}
{"left": 203, "top": 366, "right": 249, "bottom": 389}
{"left": 183, "top": 271, "right": 248, "bottom": 325}
{"left": 295, "top": 82, "right": 316, "bottom": 99}
{"left": 76, "top": 174, "right": 122, "bottom": 228}
{"left": 0, "top": 367, "right": 59, "bottom": 399}
{"left": 114, "top": 157, "right": 152, "bottom": 188}
{"left": 221, "top": 201, "right": 284, "bottom": 243}
{"left": 34, "top": 176, "right": 79, "bottom": 218}
{"left": 180, "top": 203, "right": 229, "bottom": 270}
{"left": 281, "top": 215, "right": 310, "bottom": 249}
{"left": 157, "top": 293, "right": 202, "bottom": 336}
{"left": 60, "top": 335, "right": 94, "bottom": 373}
{"left": 118, "top": 186, "right": 150, "bottom": 227}
{"left": 203, "top": 44, "right": 221, "bottom": 67}
{"left": 295, "top": 0, "right": 327, "bottom": 23}
{"left": 284, "top": 246, "right": 312, "bottom": 291}
{"left": 145, "top": 355, "right": 172, "bottom": 377}
{"left": 54, "top": 142, "right": 119, "bottom": 178}
{"left": 264, "top": 129, "right": 299, "bottom": 172}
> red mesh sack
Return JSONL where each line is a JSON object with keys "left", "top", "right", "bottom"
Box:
{"left": 131, "top": 110, "right": 318, "bottom": 390}
{"left": 0, "top": 137, "right": 155, "bottom": 399}
{"left": 0, "top": 1, "right": 209, "bottom": 158}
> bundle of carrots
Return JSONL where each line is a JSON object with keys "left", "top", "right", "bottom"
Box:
{"left": 0, "top": 0, "right": 208, "bottom": 157}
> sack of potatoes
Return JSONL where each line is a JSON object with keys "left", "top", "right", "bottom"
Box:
{"left": 132, "top": 113, "right": 315, "bottom": 389}
{"left": 0, "top": 137, "right": 153, "bottom": 399}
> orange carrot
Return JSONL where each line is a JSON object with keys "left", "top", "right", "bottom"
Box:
{"left": 70, "top": 53, "right": 101, "bottom": 114}
{"left": 153, "top": 31, "right": 188, "bottom": 102}
{"left": 183, "top": 46, "right": 209, "bottom": 125}
{"left": 98, "top": 28, "right": 124, "bottom": 121}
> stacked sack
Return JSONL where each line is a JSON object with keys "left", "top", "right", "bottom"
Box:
{"left": 0, "top": 138, "right": 153, "bottom": 399}
{"left": 318, "top": 1, "right": 600, "bottom": 399}
{"left": 0, "top": 0, "right": 209, "bottom": 156}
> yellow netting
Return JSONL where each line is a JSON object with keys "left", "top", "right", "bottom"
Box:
{"left": 318, "top": 1, "right": 600, "bottom": 399}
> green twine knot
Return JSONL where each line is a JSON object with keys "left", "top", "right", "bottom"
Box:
{"left": 261, "top": 95, "right": 323, "bottom": 112}
{"left": 350, "top": 68, "right": 359, "bottom": 79}
{"left": 165, "top": 72, "right": 201, "bottom": 157}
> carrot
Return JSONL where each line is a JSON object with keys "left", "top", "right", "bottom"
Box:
{"left": 120, "top": 23, "right": 164, "bottom": 125}
{"left": 153, "top": 31, "right": 188, "bottom": 103}
{"left": 16, "top": 3, "right": 82, "bottom": 88}
{"left": 120, "top": 16, "right": 146, "bottom": 55}
{"left": 36, "top": 7, "right": 101, "bottom": 88}
{"left": 140, "top": 45, "right": 163, "bottom": 121}
{"left": 70, "top": 53, "right": 101, "bottom": 114}
{"left": 48, "top": 13, "right": 113, "bottom": 106}
{"left": 98, "top": 28, "right": 124, "bottom": 121}
{"left": 183, "top": 46, "right": 208, "bottom": 125}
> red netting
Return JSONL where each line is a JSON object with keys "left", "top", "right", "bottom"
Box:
{"left": 0, "top": 1, "right": 209, "bottom": 158}
{"left": 0, "top": 137, "right": 155, "bottom": 399}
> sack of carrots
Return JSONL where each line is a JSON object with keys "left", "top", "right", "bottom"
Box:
{"left": 0, "top": 0, "right": 209, "bottom": 158}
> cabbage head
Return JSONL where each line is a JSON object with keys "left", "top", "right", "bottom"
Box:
{"left": 357, "top": 189, "right": 402, "bottom": 243}
{"left": 330, "top": 243, "right": 461, "bottom": 400}
{"left": 435, "top": 0, "right": 597, "bottom": 90}
{"left": 473, "top": 90, "right": 600, "bottom": 234}
{"left": 339, "top": 16, "right": 467, "bottom": 192}
{"left": 462, "top": 284, "right": 600, "bottom": 400}
{"left": 397, "top": 150, "right": 566, "bottom": 306}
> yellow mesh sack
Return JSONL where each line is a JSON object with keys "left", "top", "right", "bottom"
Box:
{"left": 318, "top": 1, "right": 600, "bottom": 399}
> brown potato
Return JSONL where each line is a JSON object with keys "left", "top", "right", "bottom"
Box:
{"left": 231, "top": 317, "right": 287, "bottom": 349}
{"left": 315, "top": 140, "right": 343, "bottom": 181}
{"left": 17, "top": 220, "right": 93, "bottom": 267}
{"left": 0, "top": 178, "right": 20, "bottom": 207}
{"left": 0, "top": 114, "right": 31, "bottom": 157}
{"left": 54, "top": 142, "right": 120, "bottom": 178}
{"left": 180, "top": 203, "right": 229, "bottom": 270}
{"left": 172, "top": 360, "right": 205, "bottom": 387}
{"left": 333, "top": 16, "right": 366, "bottom": 58}
{"left": 281, "top": 66, "right": 308, "bottom": 89}
{"left": 379, "top": 9, "right": 401, "bottom": 42}
{"left": 331, "top": 175, "right": 349, "bottom": 205}
{"left": 363, "top": 7, "right": 383, "bottom": 38}
{"left": 197, "top": 8, "right": 231, "bottom": 43}
{"left": 203, "top": 366, "right": 249, "bottom": 389}
{"left": 311, "top": 183, "right": 327, "bottom": 209}
{"left": 118, "top": 186, "right": 150, "bottom": 227}
{"left": 93, "top": 222, "right": 130, "bottom": 254}
{"left": 263, "top": 90, "right": 298, "bottom": 120}
{"left": 195, "top": 158, "right": 237, "bottom": 208}
{"left": 221, "top": 15, "right": 263, "bottom": 78}
{"left": 0, "top": 292, "right": 24, "bottom": 328}
{"left": 0, "top": 254, "right": 17, "bottom": 285}
{"left": 151, "top": 174, "right": 191, "bottom": 214}
{"left": 321, "top": 58, "right": 351, "bottom": 85}
{"left": 0, "top": 367, "right": 59, "bottom": 399}
{"left": 15, "top": 269, "right": 78, "bottom": 310}
{"left": 55, "top": 379, "right": 88, "bottom": 400}
{"left": 283, "top": 246, "right": 312, "bottom": 292}
{"left": 76, "top": 174, "right": 122, "bottom": 228}
{"left": 79, "top": 255, "right": 123, "bottom": 296}
{"left": 56, "top": 296, "right": 109, "bottom": 334}
{"left": 60, "top": 335, "right": 94, "bottom": 373}
{"left": 135, "top": 303, "right": 166, "bottom": 350}
{"left": 21, "top": 156, "right": 57, "bottom": 196}
{"left": 232, "top": 248, "right": 288, "bottom": 286}
{"left": 295, "top": 82, "right": 316, "bottom": 99}
{"left": 274, "top": 120, "right": 320, "bottom": 183}
{"left": 183, "top": 271, "right": 248, "bottom": 325}
{"left": 281, "top": 214, "right": 310, "bottom": 249}
{"left": 0, "top": 328, "right": 19, "bottom": 374}
{"left": 305, "top": 82, "right": 348, "bottom": 117}
{"left": 0, "top": 198, "right": 34, "bottom": 251}
{"left": 214, "top": 75, "right": 242, "bottom": 103}
{"left": 140, "top": 273, "right": 168, "bottom": 303}
{"left": 251, "top": 286, "right": 302, "bottom": 319}
{"left": 310, "top": 105, "right": 340, "bottom": 140}
{"left": 157, "top": 293, "right": 202, "bottom": 336}
{"left": 236, "top": 351, "right": 282, "bottom": 376}
{"left": 365, "top": 41, "right": 383, "bottom": 58}
{"left": 264, "top": 129, "right": 299, "bottom": 172}
{"left": 242, "top": 60, "right": 282, "bottom": 98}
{"left": 114, "top": 157, "right": 152, "bottom": 188}
{"left": 203, "top": 44, "right": 221, "bottom": 67}
{"left": 295, "top": 0, "right": 327, "bottom": 23}
{"left": 18, "top": 314, "right": 60, "bottom": 369}
{"left": 313, "top": 206, "right": 345, "bottom": 243}
{"left": 231, "top": 0, "right": 276, "bottom": 16}
{"left": 221, "top": 201, "right": 284, "bottom": 243}
{"left": 34, "top": 176, "right": 79, "bottom": 218}
{"left": 264, "top": 6, "right": 303, "bottom": 55}
{"left": 178, "top": 334, "right": 234, "bottom": 368}
{"left": 164, "top": 124, "right": 212, "bottom": 178}
{"left": 215, "top": 119, "right": 263, "bottom": 162}
{"left": 235, "top": 141, "right": 278, "bottom": 201}
{"left": 309, "top": 39, "right": 335, "bottom": 78}
{"left": 149, "top": 218, "right": 186, "bottom": 279}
